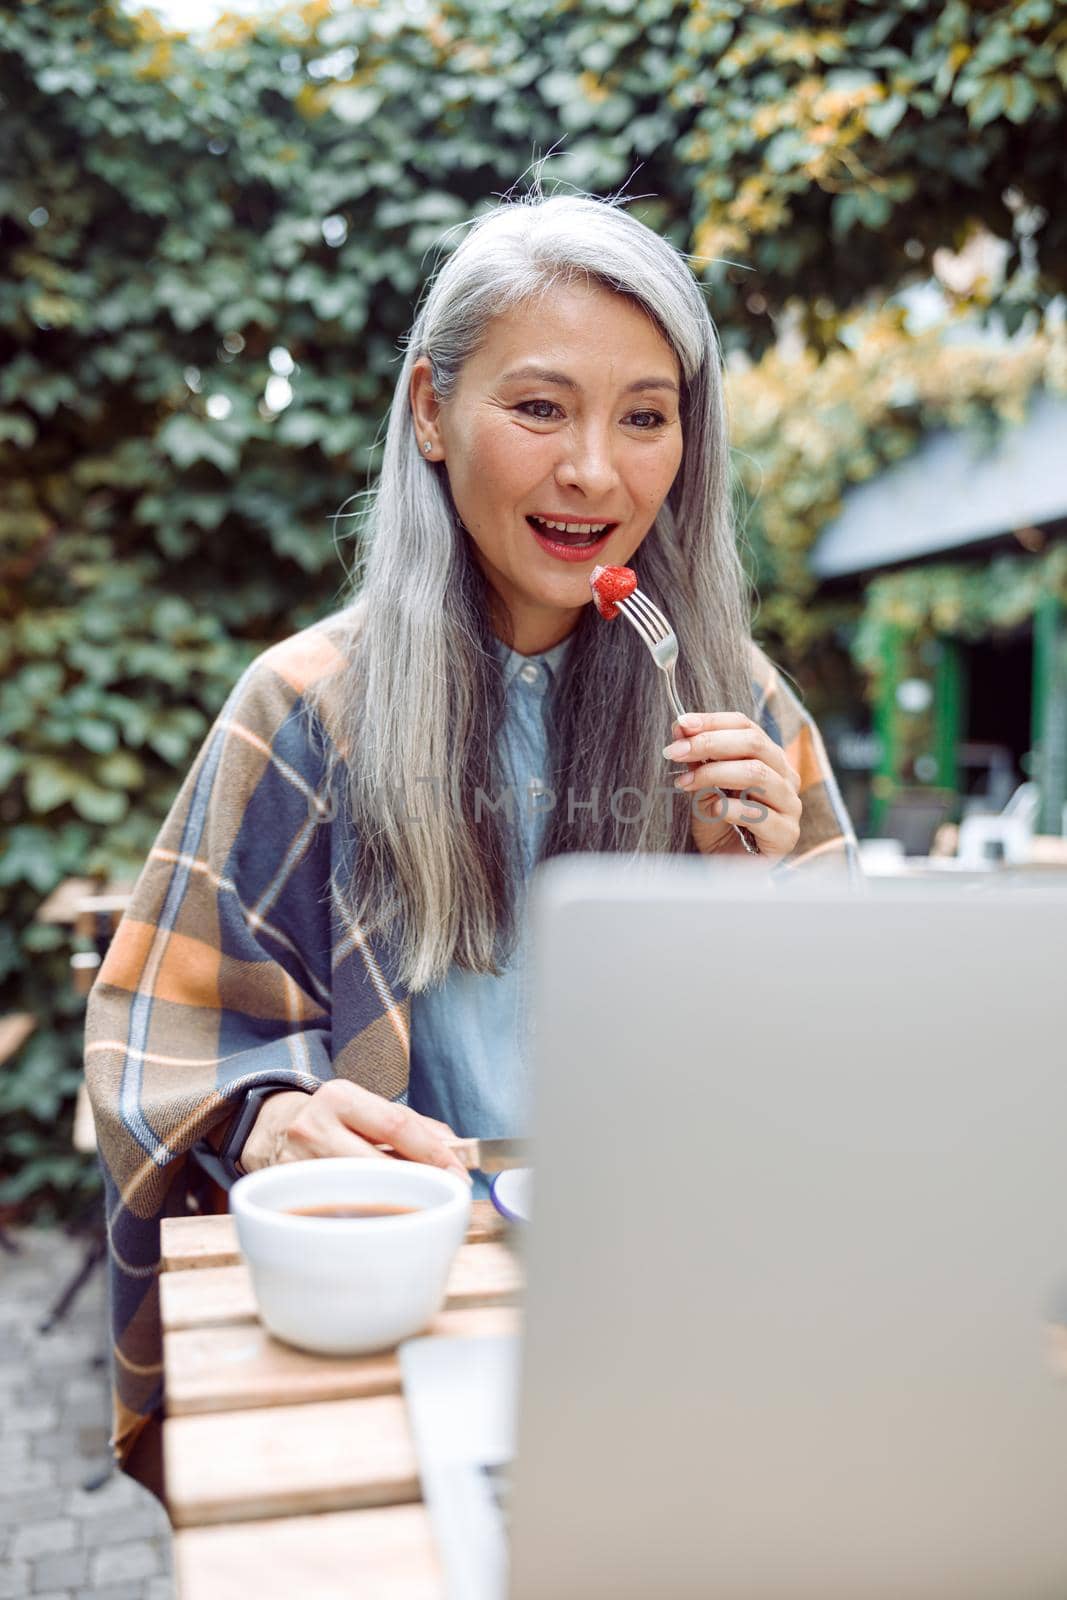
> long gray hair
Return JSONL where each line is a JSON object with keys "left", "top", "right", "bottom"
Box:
{"left": 318, "top": 191, "right": 756, "bottom": 991}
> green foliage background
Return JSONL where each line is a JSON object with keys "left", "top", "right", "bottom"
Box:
{"left": 3, "top": 0, "right": 1065, "bottom": 1215}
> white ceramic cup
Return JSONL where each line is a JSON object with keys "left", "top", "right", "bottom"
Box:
{"left": 229, "top": 1158, "right": 472, "bottom": 1355}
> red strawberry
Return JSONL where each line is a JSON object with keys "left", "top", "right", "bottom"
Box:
{"left": 589, "top": 564, "right": 637, "bottom": 621}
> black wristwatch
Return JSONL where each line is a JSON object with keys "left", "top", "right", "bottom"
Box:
{"left": 191, "top": 1083, "right": 310, "bottom": 1191}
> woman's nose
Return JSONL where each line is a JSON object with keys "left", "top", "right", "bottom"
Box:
{"left": 554, "top": 427, "right": 619, "bottom": 498}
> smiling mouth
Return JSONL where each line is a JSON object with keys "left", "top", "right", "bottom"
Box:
{"left": 526, "top": 514, "right": 618, "bottom": 547}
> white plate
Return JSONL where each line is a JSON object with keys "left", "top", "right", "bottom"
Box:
{"left": 489, "top": 1167, "right": 532, "bottom": 1224}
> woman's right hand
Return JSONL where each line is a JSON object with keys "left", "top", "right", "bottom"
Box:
{"left": 238, "top": 1078, "right": 472, "bottom": 1184}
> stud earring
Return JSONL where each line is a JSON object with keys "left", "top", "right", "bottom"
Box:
{"left": 423, "top": 441, "right": 433, "bottom": 455}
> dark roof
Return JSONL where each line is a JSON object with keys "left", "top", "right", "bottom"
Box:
{"left": 809, "top": 390, "right": 1067, "bottom": 580}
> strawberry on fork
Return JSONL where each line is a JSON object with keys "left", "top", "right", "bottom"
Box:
{"left": 589, "top": 564, "right": 638, "bottom": 621}
{"left": 589, "top": 565, "right": 760, "bottom": 855}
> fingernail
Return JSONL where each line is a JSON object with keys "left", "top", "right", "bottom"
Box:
{"left": 679, "top": 714, "right": 702, "bottom": 731}
{"left": 663, "top": 740, "right": 690, "bottom": 758}
{"left": 675, "top": 771, "right": 694, "bottom": 788}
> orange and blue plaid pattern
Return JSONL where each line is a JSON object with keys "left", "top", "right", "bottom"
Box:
{"left": 84, "top": 616, "right": 859, "bottom": 1474}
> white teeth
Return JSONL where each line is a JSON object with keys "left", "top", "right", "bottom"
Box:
{"left": 533, "top": 517, "right": 609, "bottom": 535}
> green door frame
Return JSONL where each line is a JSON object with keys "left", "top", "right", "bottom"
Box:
{"left": 870, "top": 623, "right": 903, "bottom": 835}
{"left": 868, "top": 588, "right": 1066, "bottom": 837}
{"left": 1033, "top": 593, "right": 1067, "bottom": 836}
{"left": 933, "top": 635, "right": 965, "bottom": 803}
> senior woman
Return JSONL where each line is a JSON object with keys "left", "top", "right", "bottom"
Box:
{"left": 86, "top": 191, "right": 859, "bottom": 1492}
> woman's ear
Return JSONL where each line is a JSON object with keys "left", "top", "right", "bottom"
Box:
{"left": 409, "top": 356, "right": 443, "bottom": 459}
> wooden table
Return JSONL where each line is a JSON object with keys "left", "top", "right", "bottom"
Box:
{"left": 162, "top": 1201, "right": 522, "bottom": 1598}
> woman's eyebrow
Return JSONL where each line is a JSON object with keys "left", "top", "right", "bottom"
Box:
{"left": 499, "top": 364, "right": 679, "bottom": 396}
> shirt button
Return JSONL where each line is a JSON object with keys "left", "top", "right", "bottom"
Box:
{"left": 519, "top": 662, "right": 540, "bottom": 686}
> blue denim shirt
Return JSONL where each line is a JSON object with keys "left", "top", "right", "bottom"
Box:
{"left": 406, "top": 635, "right": 571, "bottom": 1188}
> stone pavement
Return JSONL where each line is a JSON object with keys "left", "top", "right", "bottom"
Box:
{"left": 0, "top": 1227, "right": 175, "bottom": 1600}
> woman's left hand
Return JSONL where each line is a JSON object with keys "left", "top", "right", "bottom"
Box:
{"left": 663, "top": 711, "right": 803, "bottom": 862}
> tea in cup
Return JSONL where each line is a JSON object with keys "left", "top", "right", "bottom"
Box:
{"left": 229, "top": 1157, "right": 472, "bottom": 1354}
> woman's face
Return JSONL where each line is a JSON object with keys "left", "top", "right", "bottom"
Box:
{"left": 410, "top": 280, "right": 685, "bottom": 654}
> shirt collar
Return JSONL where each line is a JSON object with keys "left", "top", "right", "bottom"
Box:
{"left": 494, "top": 631, "right": 574, "bottom": 691}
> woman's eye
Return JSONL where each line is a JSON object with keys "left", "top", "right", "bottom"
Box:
{"left": 517, "top": 399, "right": 561, "bottom": 421}
{"left": 516, "top": 401, "right": 668, "bottom": 428}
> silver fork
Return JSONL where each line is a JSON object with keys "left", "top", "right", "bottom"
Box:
{"left": 615, "top": 587, "right": 759, "bottom": 856}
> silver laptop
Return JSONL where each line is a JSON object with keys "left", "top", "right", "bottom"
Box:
{"left": 403, "top": 857, "right": 1067, "bottom": 1599}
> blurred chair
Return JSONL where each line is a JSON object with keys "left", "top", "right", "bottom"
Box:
{"left": 957, "top": 743, "right": 1017, "bottom": 818}
{"left": 0, "top": 1015, "right": 37, "bottom": 1255}
{"left": 957, "top": 812, "right": 1032, "bottom": 866}
{"left": 955, "top": 781, "right": 1039, "bottom": 867}
{"left": 1000, "top": 780, "right": 1040, "bottom": 828}
{"left": 32, "top": 883, "right": 130, "bottom": 1338}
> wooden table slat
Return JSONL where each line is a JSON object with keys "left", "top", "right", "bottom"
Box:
{"left": 161, "top": 1214, "right": 242, "bottom": 1272}
{"left": 165, "top": 1303, "right": 519, "bottom": 1415}
{"left": 161, "top": 1198, "right": 506, "bottom": 1272}
{"left": 162, "top": 1192, "right": 522, "bottom": 1582}
{"left": 160, "top": 1264, "right": 254, "bottom": 1331}
{"left": 174, "top": 1504, "right": 442, "bottom": 1600}
{"left": 165, "top": 1393, "right": 420, "bottom": 1527}
{"left": 159, "top": 1239, "right": 521, "bottom": 1333}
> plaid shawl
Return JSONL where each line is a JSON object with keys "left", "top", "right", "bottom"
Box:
{"left": 84, "top": 614, "right": 859, "bottom": 1478}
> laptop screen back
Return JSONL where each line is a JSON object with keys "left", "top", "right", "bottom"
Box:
{"left": 507, "top": 857, "right": 1067, "bottom": 1600}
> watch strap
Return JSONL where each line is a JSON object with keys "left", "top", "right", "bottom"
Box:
{"left": 191, "top": 1082, "right": 312, "bottom": 1191}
